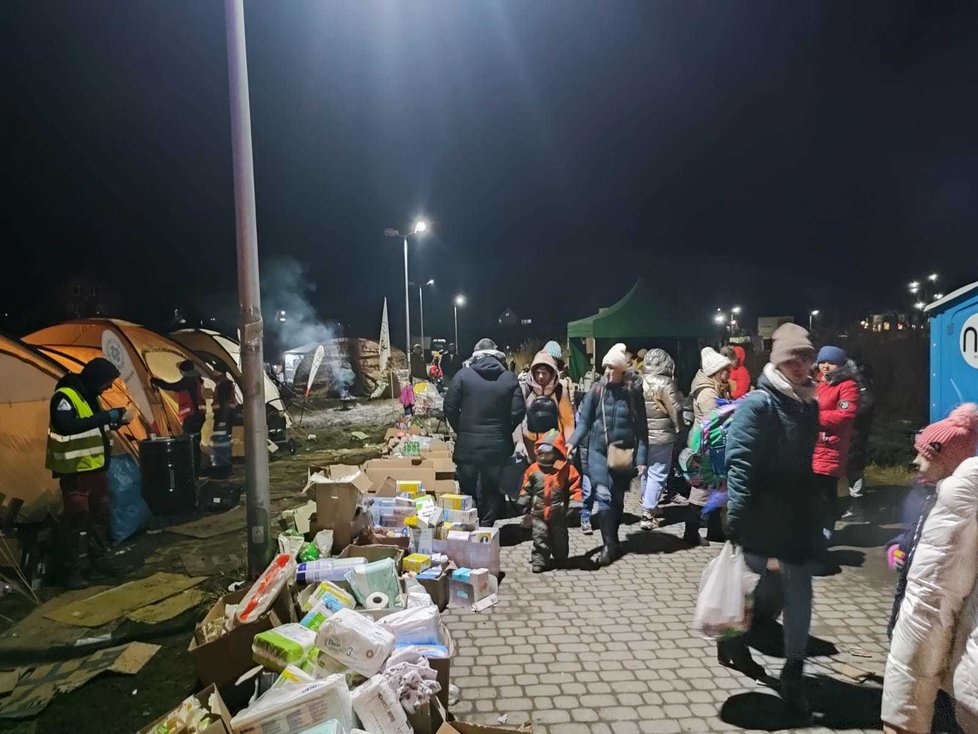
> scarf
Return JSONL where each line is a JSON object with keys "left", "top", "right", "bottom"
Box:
{"left": 763, "top": 363, "right": 817, "bottom": 404}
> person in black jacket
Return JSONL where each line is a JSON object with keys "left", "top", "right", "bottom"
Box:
{"left": 843, "top": 361, "right": 876, "bottom": 523}
{"left": 444, "top": 338, "right": 525, "bottom": 526}
{"left": 441, "top": 343, "right": 463, "bottom": 381}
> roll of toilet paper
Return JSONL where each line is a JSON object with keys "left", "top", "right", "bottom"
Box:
{"left": 364, "top": 592, "right": 389, "bottom": 610}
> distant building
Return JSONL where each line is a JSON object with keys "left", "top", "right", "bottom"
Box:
{"left": 55, "top": 275, "right": 121, "bottom": 319}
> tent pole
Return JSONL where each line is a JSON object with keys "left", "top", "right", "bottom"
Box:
{"left": 225, "top": 0, "right": 272, "bottom": 578}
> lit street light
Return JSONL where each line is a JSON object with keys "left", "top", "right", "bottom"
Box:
{"left": 415, "top": 278, "right": 435, "bottom": 354}
{"left": 385, "top": 220, "right": 429, "bottom": 365}
{"left": 809, "top": 309, "right": 820, "bottom": 331}
{"left": 928, "top": 273, "right": 939, "bottom": 282}
{"left": 454, "top": 295, "right": 466, "bottom": 349}
{"left": 934, "top": 292, "right": 944, "bottom": 301}
{"left": 713, "top": 313, "right": 726, "bottom": 325}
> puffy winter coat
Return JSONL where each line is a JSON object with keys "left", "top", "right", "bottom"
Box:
{"left": 729, "top": 346, "right": 752, "bottom": 400}
{"left": 569, "top": 378, "right": 649, "bottom": 488}
{"left": 883, "top": 457, "right": 978, "bottom": 734}
{"left": 690, "top": 370, "right": 729, "bottom": 425}
{"left": 812, "top": 361, "right": 860, "bottom": 478}
{"left": 520, "top": 352, "right": 576, "bottom": 458}
{"left": 444, "top": 352, "right": 525, "bottom": 465}
{"left": 642, "top": 349, "right": 684, "bottom": 445}
{"left": 725, "top": 366, "right": 822, "bottom": 564}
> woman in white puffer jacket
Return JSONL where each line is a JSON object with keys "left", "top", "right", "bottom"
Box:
{"left": 883, "top": 403, "right": 978, "bottom": 734}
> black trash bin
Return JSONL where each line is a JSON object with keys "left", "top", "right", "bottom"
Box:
{"left": 139, "top": 436, "right": 198, "bottom": 515}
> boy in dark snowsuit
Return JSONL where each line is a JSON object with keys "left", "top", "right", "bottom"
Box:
{"left": 518, "top": 430, "right": 582, "bottom": 573}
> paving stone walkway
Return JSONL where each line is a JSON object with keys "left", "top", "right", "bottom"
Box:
{"left": 442, "top": 488, "right": 895, "bottom": 734}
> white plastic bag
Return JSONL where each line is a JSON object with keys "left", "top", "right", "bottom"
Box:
{"left": 691, "top": 542, "right": 760, "bottom": 640}
{"left": 379, "top": 605, "right": 442, "bottom": 646}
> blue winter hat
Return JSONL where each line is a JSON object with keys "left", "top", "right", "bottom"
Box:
{"left": 816, "top": 346, "right": 847, "bottom": 365}
{"left": 543, "top": 341, "right": 563, "bottom": 359}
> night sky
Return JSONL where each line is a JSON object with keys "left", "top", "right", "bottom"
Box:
{"left": 3, "top": 1, "right": 978, "bottom": 346}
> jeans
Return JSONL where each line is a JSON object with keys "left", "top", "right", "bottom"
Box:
{"left": 594, "top": 473, "right": 631, "bottom": 550}
{"left": 580, "top": 475, "right": 594, "bottom": 525}
{"left": 642, "top": 443, "right": 675, "bottom": 512}
{"left": 745, "top": 553, "right": 813, "bottom": 661}
{"left": 456, "top": 463, "right": 505, "bottom": 527}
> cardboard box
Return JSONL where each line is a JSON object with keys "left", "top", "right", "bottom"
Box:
{"left": 138, "top": 684, "right": 233, "bottom": 734}
{"left": 363, "top": 462, "right": 438, "bottom": 493}
{"left": 417, "top": 564, "right": 452, "bottom": 611}
{"left": 436, "top": 720, "right": 532, "bottom": 734}
{"left": 306, "top": 465, "right": 371, "bottom": 551}
{"left": 188, "top": 588, "right": 296, "bottom": 688}
{"left": 433, "top": 528, "right": 500, "bottom": 576}
{"left": 338, "top": 543, "right": 405, "bottom": 572}
{"left": 429, "top": 624, "right": 455, "bottom": 711}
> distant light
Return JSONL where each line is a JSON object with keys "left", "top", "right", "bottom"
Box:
{"left": 426, "top": 279, "right": 435, "bottom": 286}
{"left": 731, "top": 306, "right": 742, "bottom": 315}
{"left": 914, "top": 301, "right": 926, "bottom": 310}
{"left": 928, "top": 273, "right": 939, "bottom": 282}
{"left": 909, "top": 284, "right": 920, "bottom": 294}
{"left": 810, "top": 310, "right": 820, "bottom": 317}
{"left": 909, "top": 281, "right": 920, "bottom": 289}
{"left": 277, "top": 310, "right": 287, "bottom": 323}
{"left": 455, "top": 295, "right": 466, "bottom": 307}
{"left": 713, "top": 314, "right": 726, "bottom": 325}
{"left": 933, "top": 293, "right": 944, "bottom": 301}
{"left": 521, "top": 318, "right": 533, "bottom": 326}
{"left": 414, "top": 220, "right": 428, "bottom": 234}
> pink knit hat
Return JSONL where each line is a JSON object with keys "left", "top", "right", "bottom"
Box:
{"left": 914, "top": 403, "right": 978, "bottom": 472}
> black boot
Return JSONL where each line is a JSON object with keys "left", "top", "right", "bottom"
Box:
{"left": 717, "top": 637, "right": 766, "bottom": 680}
{"left": 684, "top": 505, "right": 708, "bottom": 546}
{"left": 780, "top": 659, "right": 811, "bottom": 718}
{"left": 596, "top": 512, "right": 617, "bottom": 567}
{"left": 705, "top": 509, "right": 726, "bottom": 542}
{"left": 63, "top": 530, "right": 88, "bottom": 590}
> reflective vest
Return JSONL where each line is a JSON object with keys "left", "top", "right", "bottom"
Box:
{"left": 178, "top": 380, "right": 204, "bottom": 422}
{"left": 45, "top": 387, "right": 109, "bottom": 475}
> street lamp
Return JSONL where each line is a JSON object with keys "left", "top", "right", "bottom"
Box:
{"left": 928, "top": 273, "right": 939, "bottom": 283}
{"left": 809, "top": 310, "right": 820, "bottom": 331}
{"left": 385, "top": 220, "right": 429, "bottom": 365}
{"left": 416, "top": 278, "right": 435, "bottom": 354}
{"left": 454, "top": 295, "right": 465, "bottom": 349}
{"left": 915, "top": 301, "right": 926, "bottom": 310}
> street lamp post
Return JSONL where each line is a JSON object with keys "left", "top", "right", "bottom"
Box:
{"left": 454, "top": 295, "right": 465, "bottom": 350}
{"left": 385, "top": 220, "right": 428, "bottom": 366}
{"left": 809, "top": 309, "right": 820, "bottom": 331}
{"left": 418, "top": 279, "right": 434, "bottom": 354}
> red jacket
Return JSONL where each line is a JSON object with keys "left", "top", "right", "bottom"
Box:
{"left": 729, "top": 346, "right": 751, "bottom": 400}
{"left": 812, "top": 363, "right": 860, "bottom": 478}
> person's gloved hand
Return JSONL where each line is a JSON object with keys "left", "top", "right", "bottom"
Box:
{"left": 107, "top": 408, "right": 126, "bottom": 426}
{"left": 887, "top": 545, "right": 906, "bottom": 572}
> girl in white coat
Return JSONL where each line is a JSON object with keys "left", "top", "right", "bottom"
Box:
{"left": 883, "top": 403, "right": 978, "bottom": 734}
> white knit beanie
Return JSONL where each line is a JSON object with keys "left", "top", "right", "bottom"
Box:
{"left": 700, "top": 347, "right": 732, "bottom": 377}
{"left": 602, "top": 343, "right": 629, "bottom": 370}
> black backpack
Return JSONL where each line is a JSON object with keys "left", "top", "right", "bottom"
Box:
{"left": 525, "top": 384, "right": 561, "bottom": 433}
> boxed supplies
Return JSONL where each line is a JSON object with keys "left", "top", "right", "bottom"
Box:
{"left": 345, "top": 558, "right": 401, "bottom": 609}
{"left": 138, "top": 684, "right": 232, "bottom": 734}
{"left": 442, "top": 508, "right": 478, "bottom": 528}
{"left": 189, "top": 587, "right": 296, "bottom": 688}
{"left": 449, "top": 568, "right": 493, "bottom": 608}
{"left": 379, "top": 604, "right": 442, "bottom": 646}
{"left": 305, "top": 465, "right": 372, "bottom": 551}
{"left": 299, "top": 646, "right": 353, "bottom": 682}
{"left": 438, "top": 494, "right": 473, "bottom": 512}
{"left": 351, "top": 675, "right": 413, "bottom": 734}
{"left": 433, "top": 527, "right": 500, "bottom": 576}
{"left": 298, "top": 580, "right": 357, "bottom": 615}
{"left": 416, "top": 565, "right": 452, "bottom": 611}
{"left": 296, "top": 557, "right": 367, "bottom": 585}
{"left": 252, "top": 623, "right": 317, "bottom": 672}
{"left": 230, "top": 675, "right": 352, "bottom": 734}
{"left": 316, "top": 608, "right": 394, "bottom": 677}
{"left": 338, "top": 543, "right": 405, "bottom": 572}
{"left": 396, "top": 480, "right": 424, "bottom": 497}
{"left": 403, "top": 553, "right": 432, "bottom": 574}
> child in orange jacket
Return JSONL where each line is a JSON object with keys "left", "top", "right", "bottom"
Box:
{"left": 518, "top": 430, "right": 582, "bottom": 573}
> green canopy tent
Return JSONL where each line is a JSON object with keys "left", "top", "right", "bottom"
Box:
{"left": 567, "top": 279, "right": 708, "bottom": 387}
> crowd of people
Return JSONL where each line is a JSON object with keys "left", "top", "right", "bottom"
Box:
{"left": 443, "top": 328, "right": 978, "bottom": 730}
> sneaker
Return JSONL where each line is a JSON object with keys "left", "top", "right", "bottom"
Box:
{"left": 640, "top": 511, "right": 657, "bottom": 532}
{"left": 531, "top": 564, "right": 547, "bottom": 574}
{"left": 580, "top": 519, "right": 593, "bottom": 535}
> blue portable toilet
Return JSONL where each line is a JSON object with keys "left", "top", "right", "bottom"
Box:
{"left": 925, "top": 281, "right": 978, "bottom": 422}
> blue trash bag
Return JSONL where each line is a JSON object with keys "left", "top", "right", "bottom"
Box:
{"left": 107, "top": 455, "right": 152, "bottom": 542}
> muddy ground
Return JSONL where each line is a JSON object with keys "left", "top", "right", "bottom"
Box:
{"left": 0, "top": 399, "right": 398, "bottom": 734}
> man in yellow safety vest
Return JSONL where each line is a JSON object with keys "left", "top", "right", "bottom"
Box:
{"left": 46, "top": 357, "right": 130, "bottom": 588}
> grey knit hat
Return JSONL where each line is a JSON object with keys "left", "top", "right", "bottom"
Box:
{"left": 770, "top": 323, "right": 816, "bottom": 365}
{"left": 473, "top": 338, "right": 497, "bottom": 352}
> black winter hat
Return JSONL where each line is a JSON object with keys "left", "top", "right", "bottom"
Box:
{"left": 80, "top": 358, "right": 120, "bottom": 392}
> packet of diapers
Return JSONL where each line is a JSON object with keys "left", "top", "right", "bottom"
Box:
{"left": 317, "top": 608, "right": 394, "bottom": 677}
{"left": 379, "top": 605, "right": 442, "bottom": 646}
{"left": 344, "top": 558, "right": 400, "bottom": 609}
{"left": 252, "top": 623, "right": 317, "bottom": 672}
{"left": 350, "top": 674, "right": 413, "bottom": 734}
